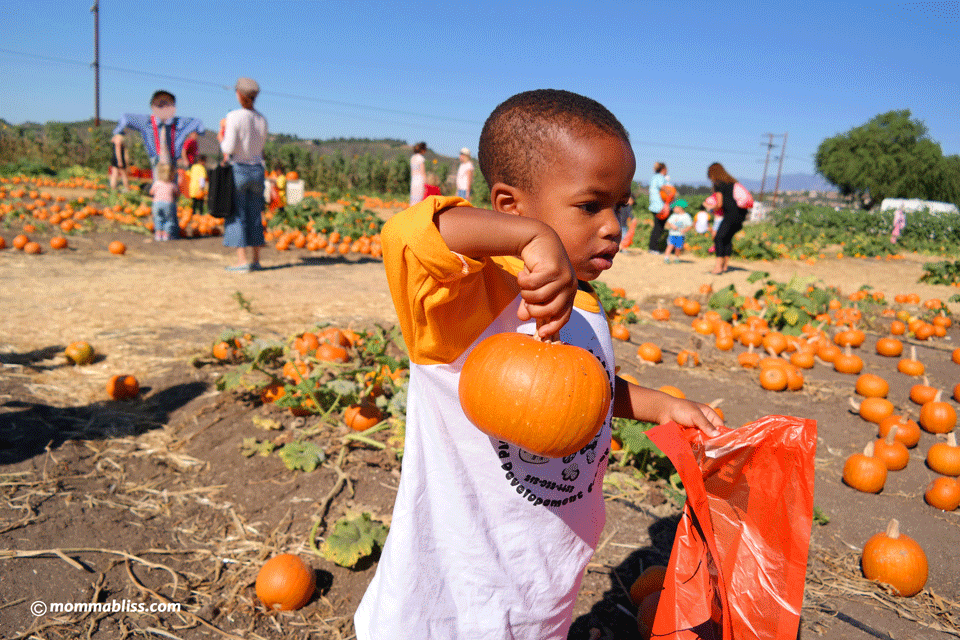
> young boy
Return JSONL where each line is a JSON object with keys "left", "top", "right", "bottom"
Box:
{"left": 269, "top": 163, "right": 287, "bottom": 214}
{"left": 663, "top": 200, "right": 693, "bottom": 263}
{"left": 354, "top": 89, "right": 722, "bottom": 639}
{"left": 188, "top": 154, "right": 208, "bottom": 218}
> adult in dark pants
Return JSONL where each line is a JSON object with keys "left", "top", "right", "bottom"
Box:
{"left": 647, "top": 161, "right": 669, "bottom": 253}
{"left": 707, "top": 162, "right": 749, "bottom": 274}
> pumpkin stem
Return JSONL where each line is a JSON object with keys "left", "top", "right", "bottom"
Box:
{"left": 849, "top": 397, "right": 862, "bottom": 413}
{"left": 885, "top": 425, "right": 898, "bottom": 445}
{"left": 885, "top": 518, "right": 900, "bottom": 539}
{"left": 948, "top": 432, "right": 957, "bottom": 448}
{"left": 864, "top": 441, "right": 876, "bottom": 456}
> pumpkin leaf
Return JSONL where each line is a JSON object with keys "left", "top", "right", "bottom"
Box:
{"left": 386, "top": 384, "right": 407, "bottom": 419}
{"left": 611, "top": 418, "right": 673, "bottom": 480}
{"left": 278, "top": 441, "right": 326, "bottom": 472}
{"left": 252, "top": 416, "right": 283, "bottom": 431}
{"left": 240, "top": 437, "right": 276, "bottom": 458}
{"left": 319, "top": 513, "right": 389, "bottom": 568}
{"left": 326, "top": 378, "right": 360, "bottom": 397}
{"left": 216, "top": 364, "right": 254, "bottom": 391}
{"left": 813, "top": 505, "right": 830, "bottom": 525}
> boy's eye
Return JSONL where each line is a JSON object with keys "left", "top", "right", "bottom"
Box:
{"left": 578, "top": 202, "right": 603, "bottom": 214}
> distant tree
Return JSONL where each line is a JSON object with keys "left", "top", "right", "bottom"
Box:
{"left": 815, "top": 110, "right": 948, "bottom": 208}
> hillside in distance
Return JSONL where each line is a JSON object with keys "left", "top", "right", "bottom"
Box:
{"left": 738, "top": 173, "right": 834, "bottom": 193}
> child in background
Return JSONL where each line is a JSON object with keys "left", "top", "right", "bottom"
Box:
{"left": 423, "top": 171, "right": 442, "bottom": 198}
{"left": 188, "top": 154, "right": 208, "bottom": 218}
{"left": 149, "top": 163, "right": 179, "bottom": 241}
{"left": 271, "top": 164, "right": 287, "bottom": 215}
{"left": 694, "top": 205, "right": 710, "bottom": 236}
{"left": 663, "top": 199, "right": 693, "bottom": 263}
{"left": 354, "top": 89, "right": 722, "bottom": 640}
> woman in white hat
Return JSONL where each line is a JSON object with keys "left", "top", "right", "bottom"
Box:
{"left": 221, "top": 77, "right": 268, "bottom": 272}
{"left": 456, "top": 147, "right": 474, "bottom": 200}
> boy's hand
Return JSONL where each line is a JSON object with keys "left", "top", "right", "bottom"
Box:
{"left": 516, "top": 232, "right": 578, "bottom": 339}
{"left": 657, "top": 397, "right": 724, "bottom": 437}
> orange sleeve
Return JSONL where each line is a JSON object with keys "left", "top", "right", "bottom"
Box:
{"left": 382, "top": 196, "right": 521, "bottom": 365}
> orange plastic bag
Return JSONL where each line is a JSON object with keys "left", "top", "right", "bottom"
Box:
{"left": 645, "top": 415, "right": 817, "bottom": 640}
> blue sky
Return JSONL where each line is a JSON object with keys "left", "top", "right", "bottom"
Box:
{"left": 1, "top": 0, "right": 957, "bottom": 185}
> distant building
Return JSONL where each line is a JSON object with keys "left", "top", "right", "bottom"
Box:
{"left": 880, "top": 198, "right": 959, "bottom": 215}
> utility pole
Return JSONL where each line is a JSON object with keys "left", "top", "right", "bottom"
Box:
{"left": 772, "top": 132, "right": 788, "bottom": 207}
{"left": 759, "top": 134, "right": 774, "bottom": 201}
{"left": 759, "top": 133, "right": 784, "bottom": 202}
{"left": 92, "top": 2, "right": 100, "bottom": 126}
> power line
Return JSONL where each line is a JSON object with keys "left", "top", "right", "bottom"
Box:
{"left": 1, "top": 45, "right": 808, "bottom": 163}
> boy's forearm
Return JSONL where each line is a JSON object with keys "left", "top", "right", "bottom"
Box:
{"left": 612, "top": 376, "right": 671, "bottom": 423}
{"left": 434, "top": 206, "right": 556, "bottom": 259}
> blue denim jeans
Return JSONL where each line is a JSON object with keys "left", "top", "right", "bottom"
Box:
{"left": 152, "top": 201, "right": 178, "bottom": 238}
{"left": 222, "top": 163, "right": 266, "bottom": 248}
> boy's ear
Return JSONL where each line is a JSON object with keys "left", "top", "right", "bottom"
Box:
{"left": 490, "top": 182, "right": 524, "bottom": 216}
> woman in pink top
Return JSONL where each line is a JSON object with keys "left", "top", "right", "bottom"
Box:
{"left": 149, "top": 163, "right": 180, "bottom": 241}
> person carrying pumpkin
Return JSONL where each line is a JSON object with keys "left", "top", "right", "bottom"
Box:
{"left": 354, "top": 89, "right": 723, "bottom": 640}
{"left": 646, "top": 161, "right": 671, "bottom": 253}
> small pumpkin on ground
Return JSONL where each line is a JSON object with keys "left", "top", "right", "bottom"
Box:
{"left": 255, "top": 554, "right": 316, "bottom": 611}
{"left": 64, "top": 341, "right": 95, "bottom": 365}
{"left": 877, "top": 415, "right": 921, "bottom": 448}
{"left": 637, "top": 342, "right": 662, "bottom": 364}
{"left": 919, "top": 391, "right": 957, "bottom": 434}
{"left": 875, "top": 336, "right": 903, "bottom": 357}
{"left": 924, "top": 476, "right": 960, "bottom": 511}
{"left": 610, "top": 323, "right": 631, "bottom": 342}
{"left": 842, "top": 442, "right": 887, "bottom": 493}
{"left": 344, "top": 403, "right": 384, "bottom": 431}
{"left": 855, "top": 373, "right": 889, "bottom": 398}
{"left": 628, "top": 564, "right": 667, "bottom": 607}
{"left": 861, "top": 519, "right": 928, "bottom": 597}
{"left": 106, "top": 374, "right": 139, "bottom": 400}
{"left": 849, "top": 397, "right": 895, "bottom": 424}
{"left": 897, "top": 346, "right": 925, "bottom": 377}
{"left": 926, "top": 432, "right": 960, "bottom": 476}
{"left": 872, "top": 426, "right": 909, "bottom": 471}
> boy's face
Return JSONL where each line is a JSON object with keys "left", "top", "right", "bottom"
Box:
{"left": 513, "top": 132, "right": 635, "bottom": 281}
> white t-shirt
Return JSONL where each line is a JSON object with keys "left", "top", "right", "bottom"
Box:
{"left": 456, "top": 160, "right": 474, "bottom": 191}
{"left": 355, "top": 196, "right": 615, "bottom": 640}
{"left": 220, "top": 108, "right": 267, "bottom": 164}
{"left": 695, "top": 210, "right": 710, "bottom": 234}
{"left": 409, "top": 153, "right": 426, "bottom": 205}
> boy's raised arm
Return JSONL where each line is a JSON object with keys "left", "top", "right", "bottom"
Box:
{"left": 434, "top": 206, "right": 577, "bottom": 338}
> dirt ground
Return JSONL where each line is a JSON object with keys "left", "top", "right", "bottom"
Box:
{"left": 1, "top": 222, "right": 959, "bottom": 640}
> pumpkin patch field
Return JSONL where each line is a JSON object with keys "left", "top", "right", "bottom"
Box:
{"left": 1, "top": 200, "right": 960, "bottom": 639}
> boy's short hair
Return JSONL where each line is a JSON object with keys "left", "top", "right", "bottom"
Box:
{"left": 155, "top": 163, "right": 172, "bottom": 181}
{"left": 150, "top": 90, "right": 176, "bottom": 107}
{"left": 478, "top": 89, "right": 630, "bottom": 192}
